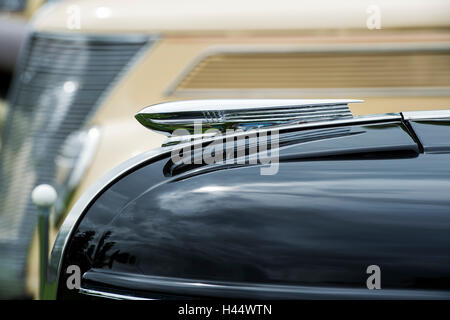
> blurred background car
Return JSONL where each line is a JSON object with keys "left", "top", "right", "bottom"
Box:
{"left": 0, "top": 0, "right": 449, "bottom": 299}
{"left": 0, "top": 1, "right": 46, "bottom": 102}
{"left": 0, "top": 0, "right": 46, "bottom": 146}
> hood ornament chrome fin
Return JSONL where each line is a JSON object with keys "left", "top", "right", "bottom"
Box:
{"left": 136, "top": 99, "right": 362, "bottom": 134}
{"left": 135, "top": 99, "right": 363, "bottom": 146}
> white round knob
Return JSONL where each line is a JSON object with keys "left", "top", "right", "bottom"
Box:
{"left": 32, "top": 184, "right": 57, "bottom": 208}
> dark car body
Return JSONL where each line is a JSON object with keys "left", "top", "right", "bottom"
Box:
{"left": 49, "top": 109, "right": 450, "bottom": 299}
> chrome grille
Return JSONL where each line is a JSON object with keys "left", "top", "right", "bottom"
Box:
{"left": 0, "top": 32, "right": 151, "bottom": 298}
{"left": 0, "top": 0, "right": 26, "bottom": 11}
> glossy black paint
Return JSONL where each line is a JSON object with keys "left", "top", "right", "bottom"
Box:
{"left": 59, "top": 120, "right": 450, "bottom": 299}
{"left": 409, "top": 120, "right": 450, "bottom": 153}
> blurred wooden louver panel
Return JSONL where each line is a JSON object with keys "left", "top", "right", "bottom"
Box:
{"left": 174, "top": 50, "right": 450, "bottom": 91}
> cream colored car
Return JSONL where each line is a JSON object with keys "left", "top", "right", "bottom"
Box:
{"left": 0, "top": 0, "right": 449, "bottom": 299}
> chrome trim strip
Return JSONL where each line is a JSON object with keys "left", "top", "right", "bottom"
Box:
{"left": 140, "top": 99, "right": 362, "bottom": 113}
{"left": 45, "top": 111, "right": 401, "bottom": 299}
{"left": 79, "top": 288, "right": 151, "bottom": 300}
{"left": 241, "top": 113, "right": 401, "bottom": 134}
{"left": 402, "top": 109, "right": 450, "bottom": 121}
{"left": 80, "top": 270, "right": 450, "bottom": 300}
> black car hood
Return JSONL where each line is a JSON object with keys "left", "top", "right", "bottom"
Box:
{"left": 58, "top": 119, "right": 450, "bottom": 298}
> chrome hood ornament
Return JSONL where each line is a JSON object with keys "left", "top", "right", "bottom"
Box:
{"left": 135, "top": 99, "right": 362, "bottom": 136}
